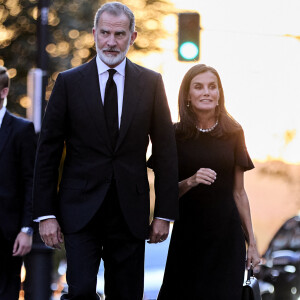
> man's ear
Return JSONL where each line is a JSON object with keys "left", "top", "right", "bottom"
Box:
{"left": 130, "top": 31, "right": 137, "bottom": 46}
{"left": 0, "top": 87, "right": 9, "bottom": 99}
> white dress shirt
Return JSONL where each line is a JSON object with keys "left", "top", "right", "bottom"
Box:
{"left": 0, "top": 106, "right": 6, "bottom": 128}
{"left": 96, "top": 55, "right": 125, "bottom": 128}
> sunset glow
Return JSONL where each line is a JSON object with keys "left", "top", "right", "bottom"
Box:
{"left": 137, "top": 0, "right": 300, "bottom": 164}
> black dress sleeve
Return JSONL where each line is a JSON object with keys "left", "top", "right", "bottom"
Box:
{"left": 234, "top": 128, "right": 254, "bottom": 171}
{"left": 147, "top": 155, "right": 154, "bottom": 169}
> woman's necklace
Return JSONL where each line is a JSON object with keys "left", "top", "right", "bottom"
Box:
{"left": 196, "top": 120, "right": 218, "bottom": 133}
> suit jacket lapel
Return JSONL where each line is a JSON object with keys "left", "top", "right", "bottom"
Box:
{"left": 80, "top": 57, "right": 112, "bottom": 151}
{"left": 0, "top": 111, "right": 12, "bottom": 157}
{"left": 116, "top": 59, "right": 142, "bottom": 151}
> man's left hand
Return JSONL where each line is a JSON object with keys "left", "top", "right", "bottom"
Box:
{"left": 12, "top": 232, "right": 33, "bottom": 257}
{"left": 148, "top": 219, "right": 170, "bottom": 244}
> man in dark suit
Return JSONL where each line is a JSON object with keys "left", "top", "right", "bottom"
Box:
{"left": 33, "top": 2, "right": 178, "bottom": 299}
{"left": 0, "top": 66, "right": 36, "bottom": 299}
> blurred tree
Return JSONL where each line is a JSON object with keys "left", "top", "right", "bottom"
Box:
{"left": 0, "top": 0, "right": 174, "bottom": 116}
{"left": 0, "top": 0, "right": 38, "bottom": 116}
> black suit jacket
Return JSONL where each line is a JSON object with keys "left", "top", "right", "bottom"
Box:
{"left": 0, "top": 111, "right": 36, "bottom": 241}
{"left": 33, "top": 57, "right": 178, "bottom": 239}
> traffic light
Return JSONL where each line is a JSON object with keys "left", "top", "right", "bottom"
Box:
{"left": 178, "top": 13, "right": 200, "bottom": 61}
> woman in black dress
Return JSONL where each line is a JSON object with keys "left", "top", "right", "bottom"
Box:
{"left": 157, "top": 64, "right": 260, "bottom": 300}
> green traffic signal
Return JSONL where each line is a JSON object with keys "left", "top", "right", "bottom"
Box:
{"left": 179, "top": 42, "right": 199, "bottom": 60}
{"left": 178, "top": 13, "right": 200, "bottom": 61}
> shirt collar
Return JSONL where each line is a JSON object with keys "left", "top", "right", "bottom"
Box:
{"left": 96, "top": 55, "right": 126, "bottom": 77}
{"left": 0, "top": 106, "right": 7, "bottom": 128}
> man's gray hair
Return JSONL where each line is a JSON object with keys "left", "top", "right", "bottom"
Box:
{"left": 94, "top": 2, "right": 135, "bottom": 33}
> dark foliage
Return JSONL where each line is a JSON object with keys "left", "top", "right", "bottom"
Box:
{"left": 0, "top": 0, "right": 174, "bottom": 116}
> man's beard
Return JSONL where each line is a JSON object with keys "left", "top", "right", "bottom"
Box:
{"left": 96, "top": 39, "right": 131, "bottom": 67}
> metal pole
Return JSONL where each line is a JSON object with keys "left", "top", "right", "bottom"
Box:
{"left": 37, "top": 0, "right": 50, "bottom": 117}
{"left": 23, "top": 229, "right": 53, "bottom": 300}
{"left": 24, "top": 1, "right": 53, "bottom": 299}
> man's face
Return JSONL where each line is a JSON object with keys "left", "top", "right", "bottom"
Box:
{"left": 0, "top": 87, "right": 8, "bottom": 109}
{"left": 93, "top": 11, "right": 137, "bottom": 68}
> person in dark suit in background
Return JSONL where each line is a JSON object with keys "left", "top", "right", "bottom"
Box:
{"left": 33, "top": 2, "right": 178, "bottom": 300}
{"left": 0, "top": 66, "right": 36, "bottom": 299}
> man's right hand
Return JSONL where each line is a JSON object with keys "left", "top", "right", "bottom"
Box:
{"left": 39, "top": 219, "right": 64, "bottom": 249}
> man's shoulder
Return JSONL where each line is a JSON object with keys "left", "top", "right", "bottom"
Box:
{"left": 59, "top": 57, "right": 96, "bottom": 79}
{"left": 6, "top": 111, "right": 32, "bottom": 125}
{"left": 5, "top": 111, "right": 34, "bottom": 132}
{"left": 127, "top": 59, "right": 160, "bottom": 77}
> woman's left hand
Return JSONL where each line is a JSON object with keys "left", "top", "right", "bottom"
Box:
{"left": 246, "top": 243, "right": 261, "bottom": 269}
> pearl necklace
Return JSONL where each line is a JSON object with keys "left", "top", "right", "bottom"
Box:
{"left": 196, "top": 120, "right": 218, "bottom": 133}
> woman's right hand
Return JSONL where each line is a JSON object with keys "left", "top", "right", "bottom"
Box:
{"left": 187, "top": 168, "right": 217, "bottom": 187}
{"left": 179, "top": 168, "right": 217, "bottom": 197}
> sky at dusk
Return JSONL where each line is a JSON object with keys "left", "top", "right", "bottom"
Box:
{"left": 139, "top": 0, "right": 300, "bottom": 163}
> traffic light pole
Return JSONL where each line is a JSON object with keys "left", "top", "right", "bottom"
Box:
{"left": 24, "top": 1, "right": 53, "bottom": 299}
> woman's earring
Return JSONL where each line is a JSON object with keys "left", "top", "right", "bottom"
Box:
{"left": 186, "top": 101, "right": 190, "bottom": 108}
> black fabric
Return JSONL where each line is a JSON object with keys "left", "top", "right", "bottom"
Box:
{"left": 0, "top": 229, "right": 22, "bottom": 300}
{"left": 104, "top": 69, "right": 118, "bottom": 149}
{"left": 158, "top": 127, "right": 254, "bottom": 300}
{"left": 61, "top": 183, "right": 145, "bottom": 300}
{"left": 33, "top": 56, "right": 178, "bottom": 299}
{"left": 0, "top": 111, "right": 36, "bottom": 241}
{"left": 33, "top": 57, "right": 179, "bottom": 240}
{"left": 0, "top": 111, "right": 36, "bottom": 299}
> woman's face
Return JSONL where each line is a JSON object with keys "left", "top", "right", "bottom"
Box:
{"left": 188, "top": 71, "right": 220, "bottom": 114}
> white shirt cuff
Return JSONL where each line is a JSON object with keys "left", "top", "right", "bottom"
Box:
{"left": 155, "top": 217, "right": 174, "bottom": 222}
{"left": 34, "top": 215, "right": 56, "bottom": 222}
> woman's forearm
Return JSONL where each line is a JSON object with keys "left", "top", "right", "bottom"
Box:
{"left": 178, "top": 177, "right": 193, "bottom": 198}
{"left": 234, "top": 189, "right": 256, "bottom": 246}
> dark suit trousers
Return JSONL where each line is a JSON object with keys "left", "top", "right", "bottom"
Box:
{"left": 61, "top": 182, "right": 145, "bottom": 300}
{"left": 0, "top": 230, "right": 22, "bottom": 300}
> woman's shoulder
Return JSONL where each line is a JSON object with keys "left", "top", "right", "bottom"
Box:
{"left": 219, "top": 114, "right": 243, "bottom": 137}
{"left": 173, "top": 122, "right": 186, "bottom": 140}
{"left": 173, "top": 122, "right": 181, "bottom": 134}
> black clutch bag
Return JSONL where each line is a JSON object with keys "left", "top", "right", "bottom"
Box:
{"left": 241, "top": 268, "right": 262, "bottom": 300}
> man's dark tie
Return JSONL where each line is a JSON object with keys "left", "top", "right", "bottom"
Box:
{"left": 104, "top": 69, "right": 118, "bottom": 149}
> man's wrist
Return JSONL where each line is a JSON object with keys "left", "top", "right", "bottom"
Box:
{"left": 155, "top": 217, "right": 173, "bottom": 222}
{"left": 34, "top": 215, "right": 56, "bottom": 222}
{"left": 21, "top": 227, "right": 34, "bottom": 236}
